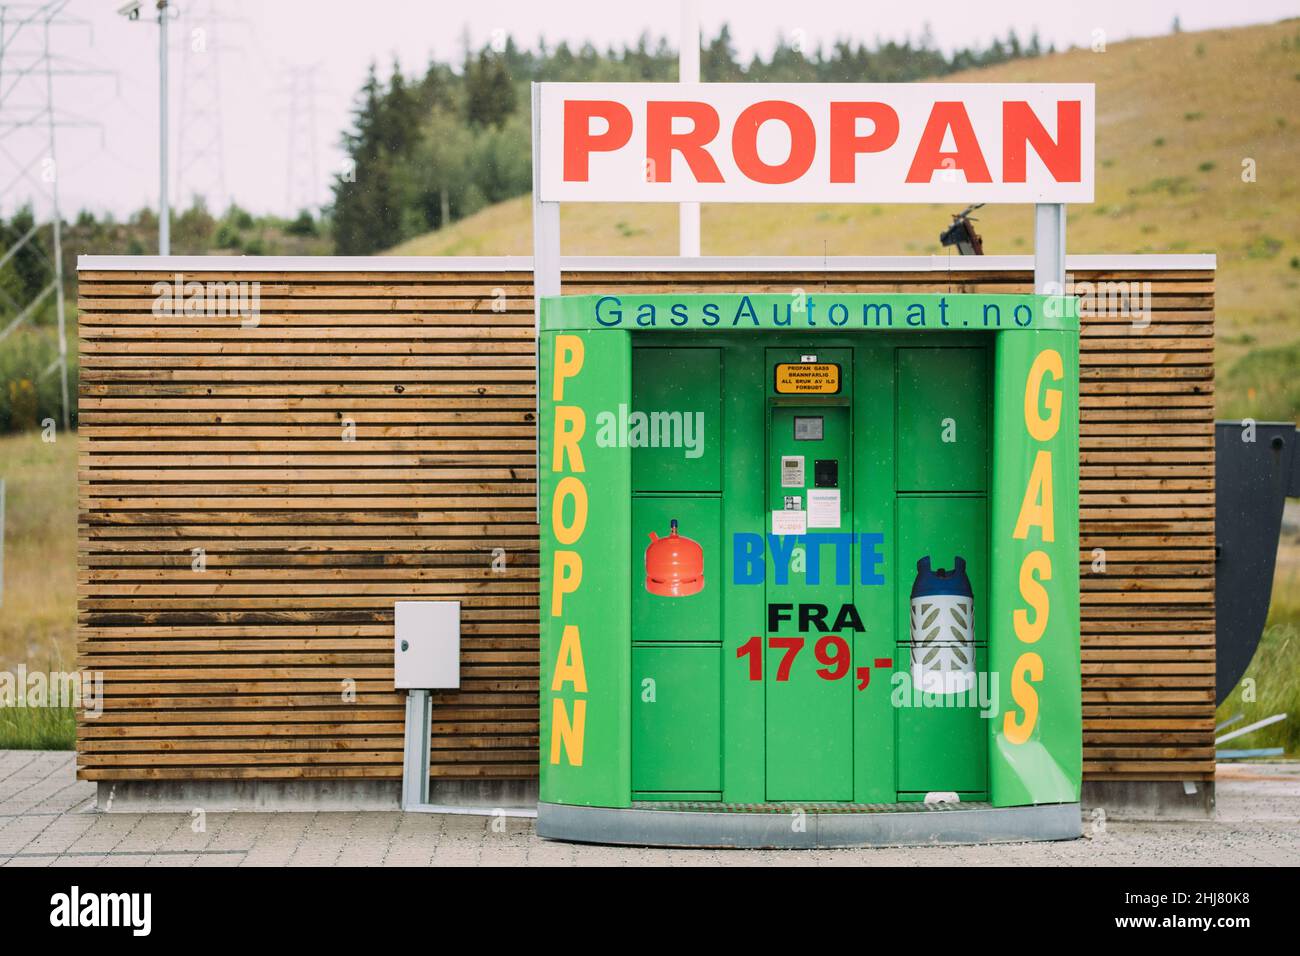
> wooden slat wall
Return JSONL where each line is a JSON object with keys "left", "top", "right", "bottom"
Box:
{"left": 76, "top": 264, "right": 1214, "bottom": 783}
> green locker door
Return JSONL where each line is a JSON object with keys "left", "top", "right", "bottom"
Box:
{"left": 632, "top": 347, "right": 722, "bottom": 492}
{"left": 896, "top": 645, "right": 989, "bottom": 795}
{"left": 895, "top": 496, "right": 989, "bottom": 798}
{"left": 631, "top": 496, "right": 721, "bottom": 644}
{"left": 765, "top": 402, "right": 854, "bottom": 801}
{"left": 632, "top": 645, "right": 722, "bottom": 796}
{"left": 896, "top": 347, "right": 988, "bottom": 492}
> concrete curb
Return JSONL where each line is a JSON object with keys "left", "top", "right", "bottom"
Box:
{"left": 537, "top": 801, "right": 1083, "bottom": 848}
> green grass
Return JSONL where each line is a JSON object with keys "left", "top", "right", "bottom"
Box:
{"left": 0, "top": 431, "right": 81, "bottom": 750}
{"left": 0, "top": 704, "right": 76, "bottom": 750}
{"left": 1216, "top": 530, "right": 1300, "bottom": 756}
{"left": 0, "top": 431, "right": 79, "bottom": 673}
{"left": 1218, "top": 339, "right": 1300, "bottom": 422}
{"left": 1215, "top": 621, "right": 1299, "bottom": 756}
{"left": 0, "top": 326, "right": 78, "bottom": 433}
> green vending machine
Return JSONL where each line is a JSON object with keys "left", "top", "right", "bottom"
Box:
{"left": 537, "top": 292, "right": 1082, "bottom": 847}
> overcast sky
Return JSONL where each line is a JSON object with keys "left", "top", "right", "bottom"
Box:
{"left": 3, "top": 0, "right": 1296, "bottom": 221}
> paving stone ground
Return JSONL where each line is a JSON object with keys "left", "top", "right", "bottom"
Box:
{"left": 1, "top": 751, "right": 1296, "bottom": 866}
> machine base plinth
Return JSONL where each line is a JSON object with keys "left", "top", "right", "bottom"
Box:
{"left": 537, "top": 800, "right": 1082, "bottom": 848}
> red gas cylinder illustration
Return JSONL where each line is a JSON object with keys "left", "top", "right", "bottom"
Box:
{"left": 644, "top": 519, "right": 705, "bottom": 597}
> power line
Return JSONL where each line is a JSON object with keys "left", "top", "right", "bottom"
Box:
{"left": 175, "top": 0, "right": 248, "bottom": 213}
{"left": 279, "top": 61, "right": 324, "bottom": 215}
{"left": 0, "top": 0, "right": 115, "bottom": 432}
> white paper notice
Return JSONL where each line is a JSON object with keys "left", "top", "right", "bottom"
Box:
{"left": 807, "top": 489, "right": 841, "bottom": 529}
{"left": 780, "top": 456, "right": 804, "bottom": 488}
{"left": 772, "top": 510, "right": 807, "bottom": 536}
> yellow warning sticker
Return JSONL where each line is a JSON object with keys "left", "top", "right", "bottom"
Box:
{"left": 775, "top": 363, "right": 841, "bottom": 394}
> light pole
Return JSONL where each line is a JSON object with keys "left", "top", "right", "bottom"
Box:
{"left": 120, "top": 1, "right": 170, "bottom": 255}
{"left": 678, "top": 0, "right": 700, "bottom": 257}
{"left": 158, "top": 0, "right": 169, "bottom": 254}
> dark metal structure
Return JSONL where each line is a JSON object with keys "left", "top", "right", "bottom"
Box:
{"left": 939, "top": 203, "right": 986, "bottom": 255}
{"left": 1214, "top": 421, "right": 1300, "bottom": 704}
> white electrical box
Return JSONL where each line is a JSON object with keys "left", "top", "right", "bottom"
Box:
{"left": 394, "top": 601, "right": 460, "bottom": 689}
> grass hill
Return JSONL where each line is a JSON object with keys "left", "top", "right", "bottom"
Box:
{"left": 388, "top": 18, "right": 1300, "bottom": 422}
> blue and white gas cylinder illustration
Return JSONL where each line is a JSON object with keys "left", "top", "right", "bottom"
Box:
{"left": 909, "top": 556, "right": 976, "bottom": 694}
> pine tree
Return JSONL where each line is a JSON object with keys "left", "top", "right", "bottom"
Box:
{"left": 464, "top": 50, "right": 516, "bottom": 129}
{"left": 702, "top": 25, "right": 741, "bottom": 81}
{"left": 332, "top": 63, "right": 395, "bottom": 254}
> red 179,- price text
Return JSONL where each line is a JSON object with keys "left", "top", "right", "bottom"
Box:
{"left": 736, "top": 636, "right": 892, "bottom": 690}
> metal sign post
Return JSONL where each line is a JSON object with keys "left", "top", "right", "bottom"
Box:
{"left": 532, "top": 84, "right": 562, "bottom": 520}
{"left": 1034, "top": 202, "right": 1067, "bottom": 294}
{"left": 531, "top": 82, "right": 562, "bottom": 309}
{"left": 400, "top": 687, "right": 434, "bottom": 809}
{"left": 531, "top": 82, "right": 1090, "bottom": 299}
{"left": 678, "top": 0, "right": 700, "bottom": 256}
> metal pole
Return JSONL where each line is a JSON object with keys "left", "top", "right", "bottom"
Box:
{"left": 400, "top": 689, "right": 432, "bottom": 809}
{"left": 41, "top": 10, "right": 68, "bottom": 432}
{"left": 678, "top": 0, "right": 700, "bottom": 256}
{"left": 531, "top": 83, "right": 561, "bottom": 306}
{"left": 1215, "top": 712, "right": 1287, "bottom": 746}
{"left": 158, "top": 0, "right": 170, "bottom": 255}
{"left": 532, "top": 82, "right": 561, "bottom": 521}
{"left": 1033, "top": 203, "right": 1066, "bottom": 294}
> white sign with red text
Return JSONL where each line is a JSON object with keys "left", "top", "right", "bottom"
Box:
{"left": 537, "top": 82, "right": 1094, "bottom": 204}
